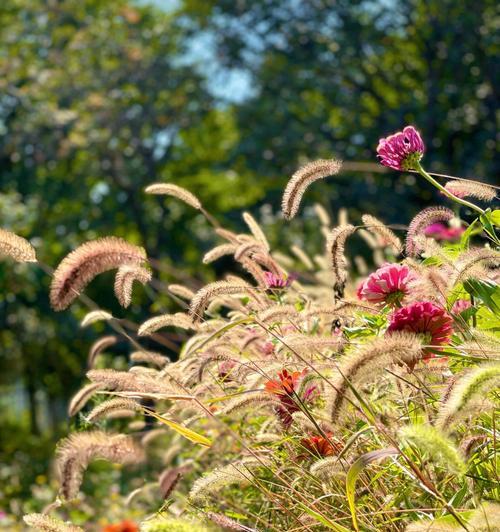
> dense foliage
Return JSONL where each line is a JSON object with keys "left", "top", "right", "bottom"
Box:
{"left": 0, "top": 0, "right": 498, "bottom": 528}
{"left": 2, "top": 122, "right": 499, "bottom": 530}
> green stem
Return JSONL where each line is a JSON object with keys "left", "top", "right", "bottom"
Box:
{"left": 415, "top": 161, "right": 485, "bottom": 216}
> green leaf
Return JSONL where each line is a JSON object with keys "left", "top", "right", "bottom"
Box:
{"left": 143, "top": 407, "right": 212, "bottom": 447}
{"left": 463, "top": 278, "right": 500, "bottom": 314}
{"left": 296, "top": 502, "right": 351, "bottom": 532}
{"left": 490, "top": 209, "right": 500, "bottom": 227}
{"left": 346, "top": 448, "right": 399, "bottom": 531}
{"left": 479, "top": 209, "right": 500, "bottom": 244}
{"left": 459, "top": 218, "right": 480, "bottom": 249}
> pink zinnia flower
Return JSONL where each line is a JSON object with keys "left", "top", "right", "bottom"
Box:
{"left": 264, "top": 271, "right": 297, "bottom": 289}
{"left": 387, "top": 301, "right": 453, "bottom": 359}
{"left": 218, "top": 360, "right": 237, "bottom": 380}
{"left": 424, "top": 222, "right": 464, "bottom": 242}
{"left": 451, "top": 299, "right": 472, "bottom": 315}
{"left": 357, "top": 263, "right": 417, "bottom": 307}
{"left": 261, "top": 341, "right": 275, "bottom": 356}
{"left": 377, "top": 126, "right": 425, "bottom": 171}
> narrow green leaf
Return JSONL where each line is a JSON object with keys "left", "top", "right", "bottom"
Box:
{"left": 346, "top": 448, "right": 399, "bottom": 531}
{"left": 143, "top": 407, "right": 212, "bottom": 447}
{"left": 297, "top": 502, "right": 351, "bottom": 532}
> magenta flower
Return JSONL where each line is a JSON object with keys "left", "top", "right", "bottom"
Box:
{"left": 451, "top": 299, "right": 472, "bottom": 315}
{"left": 424, "top": 222, "right": 464, "bottom": 242}
{"left": 261, "top": 341, "right": 275, "bottom": 356}
{"left": 357, "top": 263, "right": 417, "bottom": 307}
{"left": 264, "top": 271, "right": 297, "bottom": 289}
{"left": 387, "top": 301, "right": 453, "bottom": 359}
{"left": 377, "top": 126, "right": 425, "bottom": 171}
{"left": 218, "top": 360, "right": 237, "bottom": 380}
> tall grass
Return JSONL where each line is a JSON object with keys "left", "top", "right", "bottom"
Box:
{"left": 2, "top": 127, "right": 499, "bottom": 531}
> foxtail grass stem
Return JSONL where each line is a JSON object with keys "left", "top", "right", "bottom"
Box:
{"left": 415, "top": 161, "right": 485, "bottom": 215}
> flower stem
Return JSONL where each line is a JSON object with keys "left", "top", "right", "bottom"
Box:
{"left": 415, "top": 161, "right": 485, "bottom": 215}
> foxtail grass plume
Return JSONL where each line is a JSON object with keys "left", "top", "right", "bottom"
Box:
{"left": 138, "top": 312, "right": 194, "bottom": 336}
{"left": 206, "top": 512, "right": 253, "bottom": 531}
{"left": 87, "top": 335, "right": 117, "bottom": 368}
{"left": 314, "top": 203, "right": 331, "bottom": 226}
{"left": 436, "top": 364, "right": 500, "bottom": 431}
{"left": 290, "top": 244, "right": 315, "bottom": 270}
{"left": 114, "top": 265, "right": 151, "bottom": 308}
{"left": 50, "top": 237, "right": 147, "bottom": 310}
{"left": 68, "top": 382, "right": 103, "bottom": 416}
{"left": 309, "top": 456, "right": 345, "bottom": 479}
{"left": 87, "top": 368, "right": 183, "bottom": 396}
{"left": 86, "top": 397, "right": 139, "bottom": 423}
{"left": 159, "top": 465, "right": 187, "bottom": 500}
{"left": 452, "top": 248, "right": 500, "bottom": 284}
{"left": 167, "top": 283, "right": 195, "bottom": 300}
{"left": 234, "top": 240, "right": 266, "bottom": 261}
{"left": 0, "top": 228, "right": 37, "bottom": 262}
{"left": 361, "top": 214, "right": 402, "bottom": 254}
{"left": 23, "top": 514, "right": 83, "bottom": 532}
{"left": 242, "top": 212, "right": 270, "bottom": 250}
{"left": 327, "top": 333, "right": 422, "bottom": 421}
{"left": 203, "top": 244, "right": 238, "bottom": 264}
{"left": 57, "top": 431, "right": 145, "bottom": 500}
{"left": 399, "top": 424, "right": 465, "bottom": 475}
{"left": 189, "top": 280, "right": 262, "bottom": 323}
{"left": 130, "top": 350, "right": 169, "bottom": 368}
{"left": 282, "top": 159, "right": 342, "bottom": 219}
{"left": 444, "top": 180, "right": 497, "bottom": 202}
{"left": 405, "top": 207, "right": 455, "bottom": 256}
{"left": 221, "top": 392, "right": 281, "bottom": 415}
{"left": 144, "top": 183, "right": 202, "bottom": 210}
{"left": 80, "top": 310, "right": 113, "bottom": 328}
{"left": 189, "top": 459, "right": 264, "bottom": 502}
{"left": 327, "top": 224, "right": 356, "bottom": 298}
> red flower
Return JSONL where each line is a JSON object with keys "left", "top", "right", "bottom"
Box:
{"left": 265, "top": 369, "right": 304, "bottom": 396}
{"left": 301, "top": 433, "right": 343, "bottom": 458}
{"left": 387, "top": 301, "right": 453, "bottom": 359}
{"left": 357, "top": 263, "right": 417, "bottom": 307}
{"left": 377, "top": 126, "right": 425, "bottom": 171}
{"left": 103, "top": 521, "right": 138, "bottom": 532}
{"left": 265, "top": 369, "right": 312, "bottom": 427}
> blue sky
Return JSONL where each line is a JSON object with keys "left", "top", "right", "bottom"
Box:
{"left": 136, "top": 0, "right": 255, "bottom": 103}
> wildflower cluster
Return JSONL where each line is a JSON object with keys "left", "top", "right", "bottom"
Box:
{"left": 2, "top": 126, "right": 498, "bottom": 531}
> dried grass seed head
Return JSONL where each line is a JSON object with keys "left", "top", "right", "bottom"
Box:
{"left": 282, "top": 159, "right": 342, "bottom": 219}
{"left": 50, "top": 237, "right": 147, "bottom": 311}
{"left": 144, "top": 183, "right": 202, "bottom": 210}
{"left": 0, "top": 228, "right": 37, "bottom": 262}
{"left": 114, "top": 265, "right": 151, "bottom": 308}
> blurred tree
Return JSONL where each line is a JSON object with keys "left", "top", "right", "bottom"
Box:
{"left": 0, "top": 0, "right": 261, "bottom": 448}
{"left": 0, "top": 0, "right": 498, "bottom": 507}
{"left": 179, "top": 0, "right": 498, "bottom": 237}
